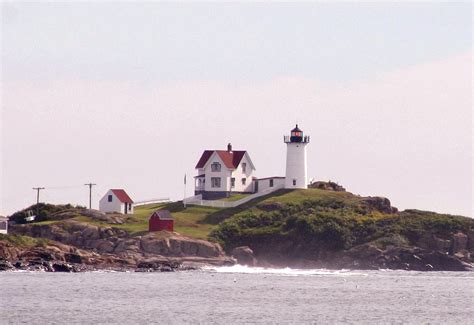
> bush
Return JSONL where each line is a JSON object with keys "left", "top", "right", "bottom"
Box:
{"left": 210, "top": 196, "right": 474, "bottom": 253}
{"left": 9, "top": 203, "right": 85, "bottom": 224}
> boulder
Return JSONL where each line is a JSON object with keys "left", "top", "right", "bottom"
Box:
{"left": 96, "top": 240, "right": 115, "bottom": 253}
{"left": 113, "top": 238, "right": 141, "bottom": 255}
{"left": 0, "top": 259, "right": 14, "bottom": 271}
{"left": 196, "top": 241, "right": 222, "bottom": 258}
{"left": 140, "top": 236, "right": 169, "bottom": 255}
{"left": 466, "top": 229, "right": 474, "bottom": 250}
{"left": 362, "top": 197, "right": 398, "bottom": 214}
{"left": 452, "top": 232, "right": 468, "bottom": 253}
{"left": 52, "top": 262, "right": 74, "bottom": 272}
{"left": 231, "top": 246, "right": 257, "bottom": 266}
{"left": 308, "top": 181, "right": 346, "bottom": 192}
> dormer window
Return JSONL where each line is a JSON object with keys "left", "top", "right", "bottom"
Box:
{"left": 242, "top": 163, "right": 247, "bottom": 173}
{"left": 211, "top": 162, "right": 221, "bottom": 172}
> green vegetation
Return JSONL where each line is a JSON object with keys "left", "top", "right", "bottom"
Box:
{"left": 0, "top": 233, "right": 50, "bottom": 247}
{"left": 9, "top": 203, "right": 86, "bottom": 224}
{"left": 219, "top": 193, "right": 252, "bottom": 202}
{"left": 208, "top": 189, "right": 474, "bottom": 251}
{"left": 9, "top": 188, "right": 473, "bottom": 251}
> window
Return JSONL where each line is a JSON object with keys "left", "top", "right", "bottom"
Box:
{"left": 128, "top": 203, "right": 132, "bottom": 211}
{"left": 211, "top": 177, "right": 221, "bottom": 188}
{"left": 242, "top": 163, "right": 247, "bottom": 173}
{"left": 269, "top": 179, "right": 274, "bottom": 187}
{"left": 108, "top": 195, "right": 113, "bottom": 202}
{"left": 231, "top": 178, "right": 235, "bottom": 188}
{"left": 211, "top": 162, "right": 221, "bottom": 172}
{"left": 241, "top": 178, "right": 246, "bottom": 185}
{"left": 293, "top": 179, "right": 297, "bottom": 186}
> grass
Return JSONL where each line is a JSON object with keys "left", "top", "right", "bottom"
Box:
{"left": 0, "top": 233, "right": 49, "bottom": 247}
{"left": 219, "top": 193, "right": 252, "bottom": 202}
{"left": 70, "top": 202, "right": 220, "bottom": 240}
{"left": 16, "top": 188, "right": 471, "bottom": 249}
{"left": 61, "top": 189, "right": 363, "bottom": 241}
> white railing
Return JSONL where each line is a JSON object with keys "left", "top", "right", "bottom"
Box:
{"left": 134, "top": 198, "right": 171, "bottom": 207}
{"left": 184, "top": 184, "right": 284, "bottom": 208}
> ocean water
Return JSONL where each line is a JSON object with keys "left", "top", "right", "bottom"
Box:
{"left": 1, "top": 266, "right": 473, "bottom": 324}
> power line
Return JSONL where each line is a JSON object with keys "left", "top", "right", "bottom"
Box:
{"left": 84, "top": 183, "right": 96, "bottom": 209}
{"left": 44, "top": 185, "right": 84, "bottom": 190}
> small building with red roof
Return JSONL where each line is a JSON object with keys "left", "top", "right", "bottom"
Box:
{"left": 99, "top": 189, "right": 134, "bottom": 214}
{"left": 194, "top": 143, "right": 256, "bottom": 200}
{"left": 149, "top": 210, "right": 174, "bottom": 232}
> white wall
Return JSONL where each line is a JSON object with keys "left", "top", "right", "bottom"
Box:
{"left": 285, "top": 143, "right": 308, "bottom": 189}
{"left": 230, "top": 153, "right": 255, "bottom": 193}
{"left": 257, "top": 177, "right": 285, "bottom": 192}
{"left": 203, "top": 153, "right": 232, "bottom": 192}
{"left": 99, "top": 189, "right": 133, "bottom": 213}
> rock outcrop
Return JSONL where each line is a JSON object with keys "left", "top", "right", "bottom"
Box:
{"left": 309, "top": 181, "right": 346, "bottom": 192}
{"left": 361, "top": 197, "right": 398, "bottom": 214}
{"left": 3, "top": 220, "right": 233, "bottom": 272}
{"left": 243, "top": 229, "right": 474, "bottom": 271}
{"left": 231, "top": 246, "right": 257, "bottom": 266}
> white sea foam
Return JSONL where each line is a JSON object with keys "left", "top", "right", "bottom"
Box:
{"left": 203, "top": 264, "right": 367, "bottom": 276}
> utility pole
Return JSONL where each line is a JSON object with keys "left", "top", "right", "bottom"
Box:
{"left": 84, "top": 183, "right": 96, "bottom": 209}
{"left": 32, "top": 187, "right": 45, "bottom": 217}
{"left": 183, "top": 174, "right": 187, "bottom": 208}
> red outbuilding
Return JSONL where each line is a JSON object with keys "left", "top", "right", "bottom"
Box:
{"left": 148, "top": 210, "right": 174, "bottom": 232}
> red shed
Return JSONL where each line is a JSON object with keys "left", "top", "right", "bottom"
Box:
{"left": 149, "top": 210, "right": 174, "bottom": 232}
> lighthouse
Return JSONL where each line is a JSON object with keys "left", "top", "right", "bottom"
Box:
{"left": 284, "top": 125, "right": 310, "bottom": 189}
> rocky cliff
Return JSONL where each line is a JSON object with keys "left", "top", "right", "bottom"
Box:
{"left": 1, "top": 220, "right": 233, "bottom": 272}
{"left": 210, "top": 189, "right": 474, "bottom": 271}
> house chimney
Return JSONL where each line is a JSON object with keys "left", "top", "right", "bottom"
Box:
{"left": 227, "top": 143, "right": 232, "bottom": 152}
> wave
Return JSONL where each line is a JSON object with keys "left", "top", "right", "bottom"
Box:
{"left": 203, "top": 264, "right": 367, "bottom": 276}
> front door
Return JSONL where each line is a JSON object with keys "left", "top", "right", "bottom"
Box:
{"left": 124, "top": 203, "right": 128, "bottom": 214}
{"left": 254, "top": 181, "right": 259, "bottom": 193}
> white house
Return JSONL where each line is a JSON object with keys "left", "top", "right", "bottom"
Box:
{"left": 194, "top": 143, "right": 256, "bottom": 199}
{"left": 99, "top": 189, "right": 134, "bottom": 214}
{"left": 191, "top": 126, "right": 310, "bottom": 203}
{"left": 0, "top": 216, "right": 8, "bottom": 234}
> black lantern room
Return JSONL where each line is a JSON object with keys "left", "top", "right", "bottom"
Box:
{"left": 284, "top": 124, "right": 310, "bottom": 144}
{"left": 290, "top": 124, "right": 303, "bottom": 142}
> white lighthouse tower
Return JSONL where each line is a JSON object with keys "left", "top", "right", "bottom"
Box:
{"left": 284, "top": 125, "right": 310, "bottom": 189}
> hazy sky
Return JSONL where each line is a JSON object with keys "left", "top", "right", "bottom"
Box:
{"left": 1, "top": 2, "right": 472, "bottom": 216}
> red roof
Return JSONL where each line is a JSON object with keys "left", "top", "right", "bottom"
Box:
{"left": 150, "top": 210, "right": 174, "bottom": 220}
{"left": 111, "top": 189, "right": 133, "bottom": 203}
{"left": 195, "top": 150, "right": 246, "bottom": 169}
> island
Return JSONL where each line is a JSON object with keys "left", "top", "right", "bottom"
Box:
{"left": 1, "top": 182, "right": 473, "bottom": 272}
